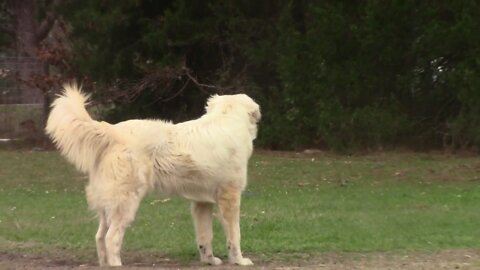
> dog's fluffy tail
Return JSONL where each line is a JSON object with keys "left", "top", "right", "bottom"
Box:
{"left": 46, "top": 83, "right": 118, "bottom": 173}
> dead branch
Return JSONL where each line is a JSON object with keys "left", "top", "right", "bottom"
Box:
{"left": 93, "top": 62, "right": 241, "bottom": 106}
{"left": 0, "top": 23, "right": 14, "bottom": 36}
{"left": 36, "top": 0, "right": 63, "bottom": 41}
{"left": 182, "top": 67, "right": 217, "bottom": 90}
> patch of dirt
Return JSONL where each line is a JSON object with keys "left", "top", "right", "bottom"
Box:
{"left": 1, "top": 249, "right": 480, "bottom": 269}
{"left": 302, "top": 250, "right": 480, "bottom": 270}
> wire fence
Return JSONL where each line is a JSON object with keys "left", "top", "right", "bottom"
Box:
{"left": 0, "top": 57, "right": 45, "bottom": 140}
{"left": 0, "top": 57, "right": 45, "bottom": 104}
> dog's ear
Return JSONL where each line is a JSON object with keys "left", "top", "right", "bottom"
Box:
{"left": 247, "top": 104, "right": 261, "bottom": 139}
{"left": 249, "top": 105, "right": 261, "bottom": 124}
{"left": 205, "top": 94, "right": 219, "bottom": 114}
{"left": 206, "top": 95, "right": 233, "bottom": 114}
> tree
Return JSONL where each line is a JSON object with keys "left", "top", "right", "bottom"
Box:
{"left": 1, "top": 0, "right": 63, "bottom": 103}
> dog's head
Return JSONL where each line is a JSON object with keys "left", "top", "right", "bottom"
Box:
{"left": 206, "top": 94, "right": 261, "bottom": 139}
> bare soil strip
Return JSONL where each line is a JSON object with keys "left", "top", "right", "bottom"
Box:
{"left": 1, "top": 249, "right": 480, "bottom": 270}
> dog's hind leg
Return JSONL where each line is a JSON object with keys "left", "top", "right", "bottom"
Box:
{"left": 191, "top": 202, "right": 222, "bottom": 265}
{"left": 217, "top": 186, "right": 253, "bottom": 266}
{"left": 95, "top": 210, "right": 109, "bottom": 266}
{"left": 104, "top": 195, "right": 142, "bottom": 266}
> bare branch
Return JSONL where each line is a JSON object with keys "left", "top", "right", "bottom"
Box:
{"left": 162, "top": 79, "right": 191, "bottom": 102}
{"left": 0, "top": 0, "right": 14, "bottom": 36}
{"left": 182, "top": 66, "right": 235, "bottom": 95}
{"left": 0, "top": 0, "right": 14, "bottom": 17}
{"left": 0, "top": 23, "right": 14, "bottom": 36}
{"left": 96, "top": 62, "right": 239, "bottom": 107}
{"left": 182, "top": 67, "right": 218, "bottom": 90}
{"left": 36, "top": 0, "right": 63, "bottom": 42}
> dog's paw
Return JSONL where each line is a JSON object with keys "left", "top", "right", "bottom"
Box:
{"left": 231, "top": 257, "right": 254, "bottom": 266}
{"left": 202, "top": 256, "right": 223, "bottom": 265}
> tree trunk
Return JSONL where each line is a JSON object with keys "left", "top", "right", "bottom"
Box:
{"left": 14, "top": 0, "right": 45, "bottom": 103}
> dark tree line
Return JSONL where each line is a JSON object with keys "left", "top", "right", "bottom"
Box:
{"left": 3, "top": 0, "right": 480, "bottom": 151}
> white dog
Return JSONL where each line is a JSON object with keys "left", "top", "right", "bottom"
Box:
{"left": 46, "top": 83, "right": 261, "bottom": 267}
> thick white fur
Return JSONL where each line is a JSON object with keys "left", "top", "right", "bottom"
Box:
{"left": 45, "top": 83, "right": 260, "bottom": 267}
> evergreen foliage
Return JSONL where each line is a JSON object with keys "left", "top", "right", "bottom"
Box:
{"left": 60, "top": 0, "right": 480, "bottom": 150}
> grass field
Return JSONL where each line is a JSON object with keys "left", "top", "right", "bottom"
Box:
{"left": 1, "top": 150, "right": 480, "bottom": 268}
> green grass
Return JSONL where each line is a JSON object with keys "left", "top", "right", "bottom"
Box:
{"left": 1, "top": 150, "right": 480, "bottom": 263}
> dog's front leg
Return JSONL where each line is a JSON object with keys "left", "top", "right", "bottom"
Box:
{"left": 218, "top": 186, "right": 253, "bottom": 266}
{"left": 191, "top": 202, "right": 222, "bottom": 265}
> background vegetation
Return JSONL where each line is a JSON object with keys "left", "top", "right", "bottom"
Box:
{"left": 2, "top": 1, "right": 480, "bottom": 151}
